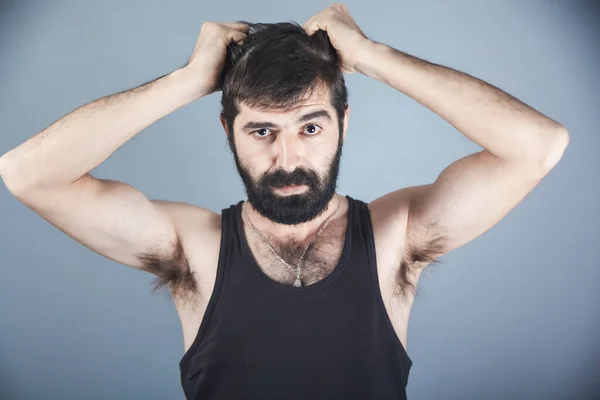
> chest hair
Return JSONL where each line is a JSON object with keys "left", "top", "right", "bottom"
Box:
{"left": 246, "top": 222, "right": 347, "bottom": 287}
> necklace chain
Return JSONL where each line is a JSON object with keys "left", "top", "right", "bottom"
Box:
{"left": 242, "top": 195, "right": 341, "bottom": 287}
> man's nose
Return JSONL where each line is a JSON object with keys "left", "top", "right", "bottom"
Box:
{"left": 273, "top": 134, "right": 302, "bottom": 172}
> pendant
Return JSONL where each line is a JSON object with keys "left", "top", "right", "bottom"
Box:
{"left": 293, "top": 278, "right": 303, "bottom": 287}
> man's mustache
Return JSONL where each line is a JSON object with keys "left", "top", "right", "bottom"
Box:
{"left": 260, "top": 169, "right": 318, "bottom": 188}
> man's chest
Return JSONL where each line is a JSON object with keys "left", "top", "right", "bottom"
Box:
{"left": 175, "top": 203, "right": 416, "bottom": 354}
{"left": 244, "top": 222, "right": 346, "bottom": 287}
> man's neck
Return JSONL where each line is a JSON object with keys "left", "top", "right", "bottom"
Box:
{"left": 244, "top": 193, "right": 342, "bottom": 243}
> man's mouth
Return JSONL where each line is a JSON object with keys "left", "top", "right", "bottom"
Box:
{"left": 273, "top": 184, "right": 308, "bottom": 194}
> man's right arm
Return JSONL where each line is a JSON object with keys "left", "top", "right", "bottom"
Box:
{"left": 0, "top": 67, "right": 208, "bottom": 275}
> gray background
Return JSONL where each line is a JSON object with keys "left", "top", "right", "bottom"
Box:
{"left": 1, "top": 0, "right": 598, "bottom": 399}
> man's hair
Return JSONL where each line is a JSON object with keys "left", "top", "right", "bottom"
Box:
{"left": 219, "top": 21, "right": 349, "bottom": 141}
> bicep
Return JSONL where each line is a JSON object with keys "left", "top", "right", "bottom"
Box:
{"left": 406, "top": 150, "right": 548, "bottom": 259}
{"left": 11, "top": 173, "right": 182, "bottom": 271}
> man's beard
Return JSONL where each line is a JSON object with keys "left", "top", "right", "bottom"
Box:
{"left": 228, "top": 136, "right": 343, "bottom": 225}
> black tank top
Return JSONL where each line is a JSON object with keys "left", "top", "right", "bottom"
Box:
{"left": 179, "top": 195, "right": 413, "bottom": 399}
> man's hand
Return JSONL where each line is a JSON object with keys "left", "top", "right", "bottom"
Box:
{"left": 302, "top": 3, "right": 372, "bottom": 74}
{"left": 182, "top": 21, "right": 249, "bottom": 97}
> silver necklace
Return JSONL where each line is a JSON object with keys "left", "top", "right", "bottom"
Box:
{"left": 242, "top": 195, "right": 341, "bottom": 287}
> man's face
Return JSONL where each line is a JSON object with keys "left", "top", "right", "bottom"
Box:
{"left": 222, "top": 91, "right": 348, "bottom": 225}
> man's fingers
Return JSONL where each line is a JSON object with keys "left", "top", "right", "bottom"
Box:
{"left": 229, "top": 30, "right": 247, "bottom": 45}
{"left": 303, "top": 16, "right": 322, "bottom": 36}
{"left": 305, "top": 21, "right": 325, "bottom": 36}
{"left": 221, "top": 22, "right": 250, "bottom": 32}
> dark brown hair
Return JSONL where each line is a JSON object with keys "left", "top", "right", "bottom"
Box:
{"left": 219, "top": 21, "right": 349, "bottom": 140}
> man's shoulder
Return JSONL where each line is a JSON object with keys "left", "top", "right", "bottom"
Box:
{"left": 365, "top": 189, "right": 411, "bottom": 232}
{"left": 152, "top": 199, "right": 223, "bottom": 240}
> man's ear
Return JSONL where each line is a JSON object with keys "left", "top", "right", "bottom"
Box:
{"left": 219, "top": 114, "right": 229, "bottom": 137}
{"left": 342, "top": 106, "right": 350, "bottom": 140}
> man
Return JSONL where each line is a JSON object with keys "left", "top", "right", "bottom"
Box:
{"left": 0, "top": 4, "right": 569, "bottom": 399}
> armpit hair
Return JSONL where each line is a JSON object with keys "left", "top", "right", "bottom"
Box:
{"left": 137, "top": 238, "right": 200, "bottom": 307}
{"left": 394, "top": 221, "right": 448, "bottom": 300}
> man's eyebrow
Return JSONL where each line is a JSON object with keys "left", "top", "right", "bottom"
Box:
{"left": 241, "top": 109, "right": 332, "bottom": 131}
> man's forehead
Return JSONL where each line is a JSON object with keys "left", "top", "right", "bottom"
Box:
{"left": 238, "top": 102, "right": 333, "bottom": 119}
{"left": 236, "top": 89, "right": 334, "bottom": 121}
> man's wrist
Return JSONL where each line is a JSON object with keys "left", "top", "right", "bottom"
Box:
{"left": 353, "top": 39, "right": 386, "bottom": 78}
{"left": 167, "top": 67, "right": 210, "bottom": 104}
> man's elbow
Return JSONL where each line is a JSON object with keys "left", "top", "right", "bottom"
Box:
{"left": 540, "top": 126, "right": 570, "bottom": 171}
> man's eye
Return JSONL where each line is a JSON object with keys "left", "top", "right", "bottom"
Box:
{"left": 250, "top": 124, "right": 322, "bottom": 140}
{"left": 252, "top": 128, "right": 272, "bottom": 138}
{"left": 303, "top": 124, "right": 322, "bottom": 136}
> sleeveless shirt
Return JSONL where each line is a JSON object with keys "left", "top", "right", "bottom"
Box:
{"left": 179, "top": 195, "right": 413, "bottom": 399}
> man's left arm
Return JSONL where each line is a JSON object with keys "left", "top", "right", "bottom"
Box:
{"left": 358, "top": 40, "right": 570, "bottom": 263}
